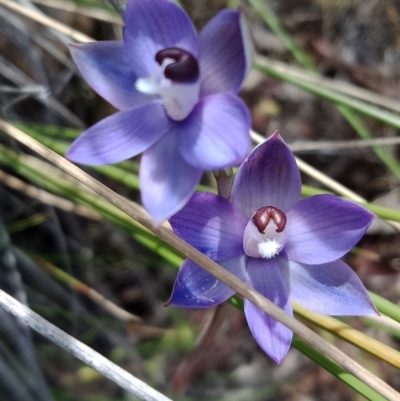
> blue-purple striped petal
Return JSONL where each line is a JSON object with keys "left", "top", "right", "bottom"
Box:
{"left": 231, "top": 132, "right": 301, "bottom": 219}
{"left": 140, "top": 129, "right": 202, "bottom": 224}
{"left": 284, "top": 195, "right": 375, "bottom": 265}
{"left": 199, "top": 9, "right": 253, "bottom": 96}
{"left": 66, "top": 100, "right": 172, "bottom": 165}
{"left": 70, "top": 41, "right": 152, "bottom": 111}
{"left": 169, "top": 192, "right": 247, "bottom": 261}
{"left": 167, "top": 256, "right": 247, "bottom": 308}
{"left": 245, "top": 257, "right": 293, "bottom": 363}
{"left": 279, "top": 258, "right": 377, "bottom": 315}
{"left": 178, "top": 94, "right": 251, "bottom": 170}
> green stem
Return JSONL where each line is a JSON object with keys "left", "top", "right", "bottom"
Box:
{"left": 369, "top": 292, "right": 400, "bottom": 324}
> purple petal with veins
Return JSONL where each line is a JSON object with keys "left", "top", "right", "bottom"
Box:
{"left": 231, "top": 131, "right": 301, "bottom": 219}
{"left": 169, "top": 192, "right": 247, "bottom": 260}
{"left": 280, "top": 258, "right": 377, "bottom": 315}
{"left": 178, "top": 94, "right": 250, "bottom": 170}
{"left": 67, "top": 100, "right": 172, "bottom": 165}
{"left": 284, "top": 195, "right": 375, "bottom": 265}
{"left": 140, "top": 129, "right": 202, "bottom": 225}
{"left": 69, "top": 42, "right": 152, "bottom": 111}
{"left": 245, "top": 257, "right": 293, "bottom": 363}
{"left": 199, "top": 8, "right": 253, "bottom": 96}
{"left": 167, "top": 256, "right": 247, "bottom": 308}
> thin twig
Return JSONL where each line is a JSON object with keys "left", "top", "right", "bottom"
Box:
{"left": 171, "top": 304, "right": 233, "bottom": 392}
{"left": 0, "top": 290, "right": 172, "bottom": 401}
{"left": 213, "top": 169, "right": 234, "bottom": 200}
{"left": 288, "top": 136, "right": 400, "bottom": 152}
{"left": 1, "top": 121, "right": 399, "bottom": 401}
{"left": 0, "top": 55, "right": 85, "bottom": 128}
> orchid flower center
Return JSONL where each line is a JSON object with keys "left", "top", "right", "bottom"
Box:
{"left": 135, "top": 47, "right": 200, "bottom": 121}
{"left": 243, "top": 206, "right": 287, "bottom": 259}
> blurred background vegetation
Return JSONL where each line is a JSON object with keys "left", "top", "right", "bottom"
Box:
{"left": 0, "top": 0, "right": 400, "bottom": 400}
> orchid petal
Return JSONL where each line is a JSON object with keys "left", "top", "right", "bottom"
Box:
{"left": 178, "top": 94, "right": 250, "bottom": 170}
{"left": 245, "top": 257, "right": 293, "bottom": 363}
{"left": 199, "top": 9, "right": 253, "bottom": 96}
{"left": 140, "top": 129, "right": 202, "bottom": 224}
{"left": 284, "top": 195, "right": 375, "bottom": 265}
{"left": 123, "top": 0, "right": 198, "bottom": 77}
{"left": 70, "top": 42, "right": 152, "bottom": 111}
{"left": 67, "top": 101, "right": 172, "bottom": 165}
{"left": 231, "top": 131, "right": 301, "bottom": 219}
{"left": 279, "top": 258, "right": 377, "bottom": 315}
{"left": 169, "top": 192, "right": 247, "bottom": 260}
{"left": 167, "top": 256, "right": 247, "bottom": 308}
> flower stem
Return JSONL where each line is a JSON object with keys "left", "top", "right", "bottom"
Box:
{"left": 213, "top": 168, "right": 234, "bottom": 200}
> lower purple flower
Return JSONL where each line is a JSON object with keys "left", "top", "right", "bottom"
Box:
{"left": 167, "top": 131, "right": 377, "bottom": 363}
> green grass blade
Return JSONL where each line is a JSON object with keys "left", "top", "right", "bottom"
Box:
{"left": 248, "top": 0, "right": 315, "bottom": 70}
{"left": 254, "top": 58, "right": 400, "bottom": 132}
{"left": 292, "top": 338, "right": 387, "bottom": 401}
{"left": 369, "top": 292, "right": 400, "bottom": 324}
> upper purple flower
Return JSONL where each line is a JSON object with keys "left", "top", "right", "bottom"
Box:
{"left": 66, "top": 0, "right": 252, "bottom": 224}
{"left": 167, "top": 132, "right": 377, "bottom": 363}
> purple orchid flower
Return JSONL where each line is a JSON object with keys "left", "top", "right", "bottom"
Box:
{"left": 66, "top": 0, "right": 252, "bottom": 224}
{"left": 167, "top": 131, "right": 377, "bottom": 363}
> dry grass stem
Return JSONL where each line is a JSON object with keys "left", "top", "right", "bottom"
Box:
{"left": 289, "top": 136, "right": 400, "bottom": 152}
{"left": 294, "top": 303, "right": 400, "bottom": 369}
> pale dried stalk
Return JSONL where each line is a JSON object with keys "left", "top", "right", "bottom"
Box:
{"left": 295, "top": 303, "right": 400, "bottom": 369}
{"left": 1, "top": 120, "right": 399, "bottom": 401}
{"left": 0, "top": 289, "right": 172, "bottom": 401}
{"left": 288, "top": 136, "right": 400, "bottom": 152}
